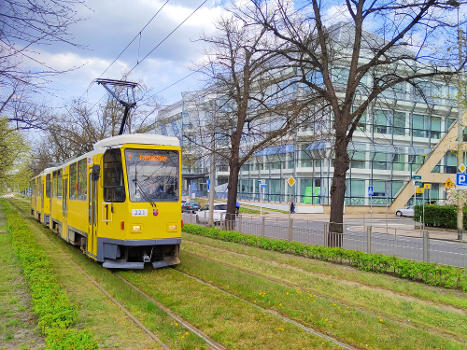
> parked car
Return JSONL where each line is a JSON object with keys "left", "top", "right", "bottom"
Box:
{"left": 395, "top": 206, "right": 414, "bottom": 217}
{"left": 182, "top": 201, "right": 200, "bottom": 213}
{"left": 195, "top": 203, "right": 228, "bottom": 224}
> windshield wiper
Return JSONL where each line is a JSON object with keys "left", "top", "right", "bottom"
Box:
{"left": 133, "top": 179, "right": 156, "bottom": 208}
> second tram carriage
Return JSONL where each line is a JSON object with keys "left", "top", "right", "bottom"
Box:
{"left": 30, "top": 134, "right": 182, "bottom": 269}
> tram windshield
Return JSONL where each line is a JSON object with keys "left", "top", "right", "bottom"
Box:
{"left": 125, "top": 149, "right": 179, "bottom": 203}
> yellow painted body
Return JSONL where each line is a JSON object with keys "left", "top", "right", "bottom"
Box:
{"left": 30, "top": 140, "right": 182, "bottom": 268}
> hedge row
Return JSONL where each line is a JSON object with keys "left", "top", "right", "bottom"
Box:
{"left": 2, "top": 200, "right": 99, "bottom": 350}
{"left": 414, "top": 205, "right": 467, "bottom": 229}
{"left": 183, "top": 223, "right": 467, "bottom": 291}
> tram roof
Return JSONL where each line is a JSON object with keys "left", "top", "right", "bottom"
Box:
{"left": 94, "top": 133, "right": 179, "bottom": 150}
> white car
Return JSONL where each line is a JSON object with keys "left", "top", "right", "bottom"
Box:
{"left": 395, "top": 206, "right": 414, "bottom": 217}
{"left": 196, "top": 203, "right": 228, "bottom": 224}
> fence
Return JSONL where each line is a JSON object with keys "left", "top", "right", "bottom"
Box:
{"left": 182, "top": 213, "right": 467, "bottom": 268}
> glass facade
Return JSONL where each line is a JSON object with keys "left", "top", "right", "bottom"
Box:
{"left": 156, "top": 68, "right": 460, "bottom": 207}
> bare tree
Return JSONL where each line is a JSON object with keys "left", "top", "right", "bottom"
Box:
{"left": 188, "top": 13, "right": 318, "bottom": 221}
{"left": 0, "top": 0, "right": 85, "bottom": 129}
{"left": 243, "top": 0, "right": 466, "bottom": 245}
{"left": 31, "top": 86, "right": 162, "bottom": 173}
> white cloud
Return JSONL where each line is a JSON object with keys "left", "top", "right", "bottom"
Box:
{"left": 324, "top": 4, "right": 352, "bottom": 26}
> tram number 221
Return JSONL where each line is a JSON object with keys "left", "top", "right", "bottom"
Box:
{"left": 132, "top": 209, "right": 148, "bottom": 216}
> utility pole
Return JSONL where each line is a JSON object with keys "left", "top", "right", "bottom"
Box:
{"left": 456, "top": 4, "right": 466, "bottom": 240}
{"left": 208, "top": 106, "right": 216, "bottom": 227}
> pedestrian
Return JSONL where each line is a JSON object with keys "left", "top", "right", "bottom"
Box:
{"left": 290, "top": 200, "right": 295, "bottom": 214}
{"left": 235, "top": 200, "right": 240, "bottom": 215}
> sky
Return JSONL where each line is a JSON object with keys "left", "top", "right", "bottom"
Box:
{"left": 20, "top": 0, "right": 466, "bottom": 118}
{"left": 32, "top": 0, "right": 228, "bottom": 110}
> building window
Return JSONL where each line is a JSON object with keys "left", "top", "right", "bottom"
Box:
{"left": 393, "top": 112, "right": 406, "bottom": 136}
{"left": 374, "top": 110, "right": 390, "bottom": 134}
{"left": 412, "top": 114, "right": 428, "bottom": 138}
{"left": 445, "top": 152, "right": 457, "bottom": 173}
{"left": 431, "top": 117, "right": 441, "bottom": 139}
{"left": 392, "top": 154, "right": 405, "bottom": 171}
{"left": 445, "top": 117, "right": 456, "bottom": 131}
{"left": 351, "top": 151, "right": 366, "bottom": 169}
{"left": 372, "top": 152, "right": 388, "bottom": 170}
{"left": 350, "top": 179, "right": 365, "bottom": 205}
{"left": 356, "top": 114, "right": 366, "bottom": 132}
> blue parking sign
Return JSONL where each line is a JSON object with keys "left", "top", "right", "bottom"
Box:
{"left": 457, "top": 173, "right": 467, "bottom": 186}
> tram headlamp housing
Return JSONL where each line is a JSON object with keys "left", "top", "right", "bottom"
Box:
{"left": 132, "top": 225, "right": 142, "bottom": 232}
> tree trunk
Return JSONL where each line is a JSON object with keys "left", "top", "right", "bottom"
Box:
{"left": 226, "top": 161, "right": 240, "bottom": 230}
{"left": 328, "top": 134, "right": 350, "bottom": 247}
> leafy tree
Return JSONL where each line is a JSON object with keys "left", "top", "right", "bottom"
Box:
{"left": 0, "top": 118, "right": 30, "bottom": 192}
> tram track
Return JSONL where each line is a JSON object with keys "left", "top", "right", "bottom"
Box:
{"left": 180, "top": 246, "right": 466, "bottom": 343}
{"left": 8, "top": 199, "right": 224, "bottom": 350}
{"left": 171, "top": 266, "right": 356, "bottom": 350}
{"left": 182, "top": 237, "right": 467, "bottom": 315}
{"left": 113, "top": 273, "right": 225, "bottom": 350}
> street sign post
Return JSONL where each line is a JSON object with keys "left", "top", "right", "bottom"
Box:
{"left": 287, "top": 176, "right": 296, "bottom": 187}
{"left": 444, "top": 178, "right": 455, "bottom": 189}
{"left": 456, "top": 173, "right": 467, "bottom": 190}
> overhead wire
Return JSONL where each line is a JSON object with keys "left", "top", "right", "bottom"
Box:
{"left": 99, "top": 0, "right": 171, "bottom": 78}
{"left": 127, "top": 0, "right": 209, "bottom": 75}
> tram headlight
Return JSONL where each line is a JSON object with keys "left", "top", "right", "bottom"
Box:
{"left": 168, "top": 224, "right": 177, "bottom": 231}
{"left": 132, "top": 225, "right": 142, "bottom": 232}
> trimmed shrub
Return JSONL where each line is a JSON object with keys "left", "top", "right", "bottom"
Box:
{"left": 1, "top": 200, "right": 99, "bottom": 350}
{"left": 414, "top": 205, "right": 467, "bottom": 229}
{"left": 183, "top": 223, "right": 467, "bottom": 291}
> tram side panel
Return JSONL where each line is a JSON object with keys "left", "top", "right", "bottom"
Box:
{"left": 42, "top": 173, "right": 52, "bottom": 227}
{"left": 66, "top": 158, "right": 89, "bottom": 248}
{"left": 50, "top": 169, "right": 64, "bottom": 235}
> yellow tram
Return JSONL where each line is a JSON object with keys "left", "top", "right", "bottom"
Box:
{"left": 30, "top": 134, "right": 182, "bottom": 269}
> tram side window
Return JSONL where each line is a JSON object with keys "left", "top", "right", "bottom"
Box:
{"left": 103, "top": 149, "right": 125, "bottom": 202}
{"left": 77, "top": 158, "right": 87, "bottom": 200}
{"left": 54, "top": 170, "right": 62, "bottom": 199}
{"left": 46, "top": 174, "right": 51, "bottom": 198}
{"left": 70, "top": 163, "right": 77, "bottom": 200}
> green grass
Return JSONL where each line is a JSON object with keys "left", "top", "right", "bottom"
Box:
{"left": 0, "top": 208, "right": 45, "bottom": 349}
{"left": 183, "top": 232, "right": 467, "bottom": 310}
{"left": 239, "top": 207, "right": 261, "bottom": 214}
{"left": 121, "top": 269, "right": 341, "bottom": 350}
{"left": 177, "top": 251, "right": 466, "bottom": 350}
{"left": 182, "top": 238, "right": 467, "bottom": 341}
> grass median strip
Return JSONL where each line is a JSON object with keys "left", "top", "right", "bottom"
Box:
{"left": 2, "top": 200, "right": 99, "bottom": 350}
{"left": 177, "top": 250, "right": 465, "bottom": 350}
{"left": 0, "top": 212, "right": 45, "bottom": 350}
{"left": 182, "top": 239, "right": 467, "bottom": 341}
{"left": 182, "top": 232, "right": 467, "bottom": 311}
{"left": 120, "top": 269, "right": 344, "bottom": 350}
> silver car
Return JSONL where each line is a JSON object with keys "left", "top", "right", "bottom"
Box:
{"left": 196, "top": 203, "right": 228, "bottom": 224}
{"left": 395, "top": 206, "right": 414, "bottom": 217}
